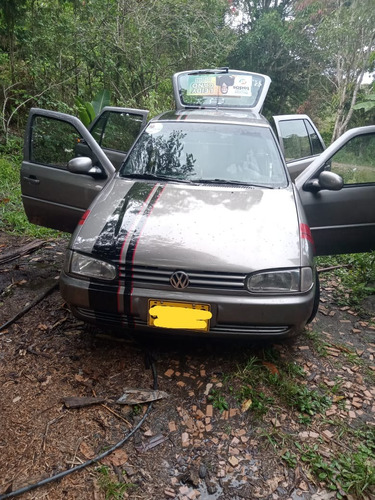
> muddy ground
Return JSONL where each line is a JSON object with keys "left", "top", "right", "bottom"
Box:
{"left": 0, "top": 232, "right": 374, "bottom": 500}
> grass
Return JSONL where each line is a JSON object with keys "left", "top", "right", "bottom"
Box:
{"left": 95, "top": 465, "right": 135, "bottom": 499}
{"left": 0, "top": 140, "right": 64, "bottom": 238}
{"left": 317, "top": 252, "right": 375, "bottom": 310}
{"left": 207, "top": 343, "right": 375, "bottom": 497}
{"left": 298, "top": 443, "right": 375, "bottom": 498}
{"left": 208, "top": 348, "right": 332, "bottom": 419}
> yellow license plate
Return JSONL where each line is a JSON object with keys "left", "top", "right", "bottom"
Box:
{"left": 148, "top": 300, "right": 211, "bottom": 332}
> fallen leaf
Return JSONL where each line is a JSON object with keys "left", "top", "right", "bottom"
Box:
{"left": 241, "top": 399, "right": 252, "bottom": 412}
{"left": 102, "top": 448, "right": 128, "bottom": 466}
{"left": 135, "top": 434, "right": 167, "bottom": 452}
{"left": 79, "top": 441, "right": 95, "bottom": 459}
{"left": 333, "top": 395, "right": 345, "bottom": 403}
{"left": 262, "top": 361, "right": 279, "bottom": 375}
{"left": 116, "top": 388, "right": 168, "bottom": 405}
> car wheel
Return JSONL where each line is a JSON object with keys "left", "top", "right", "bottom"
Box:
{"left": 307, "top": 271, "right": 320, "bottom": 324}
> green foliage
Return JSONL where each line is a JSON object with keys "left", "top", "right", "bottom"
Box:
{"left": 96, "top": 465, "right": 135, "bottom": 499}
{"left": 208, "top": 389, "right": 229, "bottom": 412}
{"left": 0, "top": 0, "right": 234, "bottom": 136}
{"left": 353, "top": 93, "right": 375, "bottom": 113}
{"left": 317, "top": 253, "right": 375, "bottom": 308}
{"left": 75, "top": 89, "right": 111, "bottom": 127}
{"left": 228, "top": 9, "right": 313, "bottom": 116}
{"left": 300, "top": 444, "right": 375, "bottom": 497}
{"left": 75, "top": 97, "right": 96, "bottom": 128}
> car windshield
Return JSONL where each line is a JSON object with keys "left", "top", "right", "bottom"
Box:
{"left": 120, "top": 122, "right": 288, "bottom": 188}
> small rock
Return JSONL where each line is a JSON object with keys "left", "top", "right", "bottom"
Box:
{"left": 199, "top": 464, "right": 207, "bottom": 479}
{"left": 228, "top": 456, "right": 239, "bottom": 467}
{"left": 205, "top": 478, "right": 217, "bottom": 495}
{"left": 164, "top": 488, "right": 175, "bottom": 498}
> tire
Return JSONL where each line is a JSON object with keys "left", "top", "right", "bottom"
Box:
{"left": 307, "top": 271, "right": 320, "bottom": 324}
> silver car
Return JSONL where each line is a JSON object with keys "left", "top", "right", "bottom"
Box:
{"left": 21, "top": 69, "right": 375, "bottom": 337}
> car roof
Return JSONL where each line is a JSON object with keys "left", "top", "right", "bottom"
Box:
{"left": 154, "top": 108, "right": 270, "bottom": 128}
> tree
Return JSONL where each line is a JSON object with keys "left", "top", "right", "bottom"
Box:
{"left": 227, "top": 1, "right": 316, "bottom": 116}
{"left": 298, "top": 0, "right": 375, "bottom": 140}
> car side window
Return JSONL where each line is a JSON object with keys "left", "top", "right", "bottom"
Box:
{"left": 305, "top": 120, "right": 324, "bottom": 155}
{"left": 330, "top": 133, "right": 375, "bottom": 185}
{"left": 278, "top": 119, "right": 324, "bottom": 161}
{"left": 90, "top": 111, "right": 145, "bottom": 152}
{"left": 31, "top": 116, "right": 82, "bottom": 169}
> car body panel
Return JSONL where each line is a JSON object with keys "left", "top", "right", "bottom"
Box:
{"left": 273, "top": 114, "right": 326, "bottom": 180}
{"left": 73, "top": 179, "right": 301, "bottom": 273}
{"left": 60, "top": 272, "right": 316, "bottom": 337}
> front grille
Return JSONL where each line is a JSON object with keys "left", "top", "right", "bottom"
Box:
{"left": 118, "top": 265, "right": 246, "bottom": 291}
{"left": 76, "top": 308, "right": 289, "bottom": 336}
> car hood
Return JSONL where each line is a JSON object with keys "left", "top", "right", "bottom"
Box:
{"left": 73, "top": 179, "right": 301, "bottom": 273}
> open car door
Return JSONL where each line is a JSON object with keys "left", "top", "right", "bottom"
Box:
{"left": 296, "top": 126, "right": 375, "bottom": 255}
{"left": 21, "top": 107, "right": 147, "bottom": 233}
{"left": 273, "top": 115, "right": 326, "bottom": 181}
{"left": 78, "top": 107, "right": 148, "bottom": 170}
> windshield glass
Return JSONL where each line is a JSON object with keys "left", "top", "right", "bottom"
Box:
{"left": 120, "top": 122, "right": 288, "bottom": 188}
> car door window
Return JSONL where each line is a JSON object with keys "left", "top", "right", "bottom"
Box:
{"left": 330, "top": 132, "right": 375, "bottom": 185}
{"left": 31, "top": 115, "right": 83, "bottom": 169}
{"left": 90, "top": 111, "right": 145, "bottom": 152}
{"left": 277, "top": 119, "right": 325, "bottom": 161}
{"left": 277, "top": 120, "right": 311, "bottom": 160}
{"left": 305, "top": 120, "right": 324, "bottom": 155}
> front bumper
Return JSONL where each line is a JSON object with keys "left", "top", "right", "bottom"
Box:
{"left": 60, "top": 272, "right": 316, "bottom": 338}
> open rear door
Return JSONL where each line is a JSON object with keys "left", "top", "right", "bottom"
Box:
{"left": 273, "top": 115, "right": 326, "bottom": 180}
{"left": 87, "top": 107, "right": 148, "bottom": 169}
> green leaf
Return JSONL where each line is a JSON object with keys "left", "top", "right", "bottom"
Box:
{"left": 353, "top": 101, "right": 375, "bottom": 112}
{"left": 92, "top": 89, "right": 111, "bottom": 116}
{"left": 75, "top": 97, "right": 96, "bottom": 127}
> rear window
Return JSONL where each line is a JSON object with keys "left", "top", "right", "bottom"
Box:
{"left": 120, "top": 122, "right": 287, "bottom": 188}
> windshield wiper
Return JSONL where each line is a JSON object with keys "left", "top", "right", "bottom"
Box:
{"left": 191, "top": 178, "right": 272, "bottom": 188}
{"left": 123, "top": 173, "right": 191, "bottom": 183}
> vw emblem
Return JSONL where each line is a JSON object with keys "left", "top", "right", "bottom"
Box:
{"left": 170, "top": 271, "right": 190, "bottom": 289}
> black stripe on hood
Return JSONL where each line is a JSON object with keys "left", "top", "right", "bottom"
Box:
{"left": 88, "top": 182, "right": 157, "bottom": 315}
{"left": 122, "top": 185, "right": 165, "bottom": 327}
{"left": 92, "top": 182, "right": 155, "bottom": 261}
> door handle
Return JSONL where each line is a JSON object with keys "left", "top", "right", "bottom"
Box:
{"left": 23, "top": 176, "right": 40, "bottom": 185}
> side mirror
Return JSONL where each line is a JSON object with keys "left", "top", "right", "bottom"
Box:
{"left": 304, "top": 171, "right": 343, "bottom": 193}
{"left": 68, "top": 157, "right": 103, "bottom": 176}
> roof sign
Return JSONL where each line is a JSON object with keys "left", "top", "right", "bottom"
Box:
{"left": 173, "top": 68, "right": 271, "bottom": 113}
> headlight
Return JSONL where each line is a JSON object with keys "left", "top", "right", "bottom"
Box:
{"left": 246, "top": 267, "right": 313, "bottom": 293}
{"left": 70, "top": 252, "right": 117, "bottom": 280}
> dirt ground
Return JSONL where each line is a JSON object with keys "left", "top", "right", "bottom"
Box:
{"left": 0, "top": 231, "right": 374, "bottom": 500}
